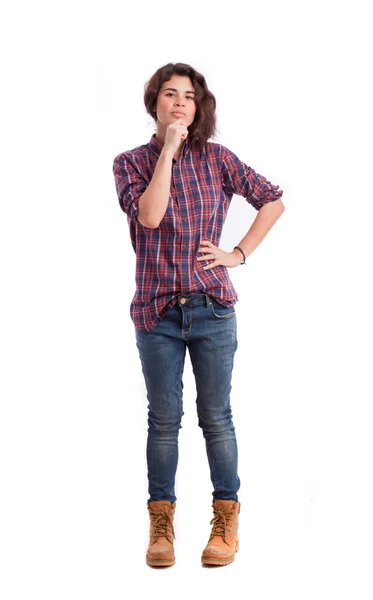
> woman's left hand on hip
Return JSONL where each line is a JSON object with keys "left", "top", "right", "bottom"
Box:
{"left": 197, "top": 240, "right": 241, "bottom": 270}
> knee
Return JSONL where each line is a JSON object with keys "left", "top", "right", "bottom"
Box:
{"left": 197, "top": 409, "right": 235, "bottom": 435}
{"left": 148, "top": 410, "right": 183, "bottom": 434}
{"left": 147, "top": 393, "right": 184, "bottom": 433}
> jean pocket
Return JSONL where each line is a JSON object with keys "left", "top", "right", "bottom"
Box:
{"left": 209, "top": 297, "right": 236, "bottom": 319}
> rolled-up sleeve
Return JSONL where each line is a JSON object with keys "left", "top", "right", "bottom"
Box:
{"left": 113, "top": 153, "right": 147, "bottom": 220}
{"left": 221, "top": 146, "right": 283, "bottom": 211}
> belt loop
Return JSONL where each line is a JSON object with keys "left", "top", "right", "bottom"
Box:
{"left": 204, "top": 293, "right": 210, "bottom": 307}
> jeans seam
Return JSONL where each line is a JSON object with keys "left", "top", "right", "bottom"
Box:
{"left": 208, "top": 446, "right": 218, "bottom": 492}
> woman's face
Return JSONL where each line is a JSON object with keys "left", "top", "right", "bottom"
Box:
{"left": 154, "top": 75, "right": 197, "bottom": 129}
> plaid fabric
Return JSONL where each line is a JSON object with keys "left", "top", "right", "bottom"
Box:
{"left": 113, "top": 134, "right": 283, "bottom": 331}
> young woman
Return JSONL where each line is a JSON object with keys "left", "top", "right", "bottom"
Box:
{"left": 113, "top": 62, "right": 285, "bottom": 567}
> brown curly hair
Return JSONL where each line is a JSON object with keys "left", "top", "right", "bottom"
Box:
{"left": 144, "top": 62, "right": 217, "bottom": 153}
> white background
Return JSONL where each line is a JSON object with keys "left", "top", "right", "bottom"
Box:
{"left": 1, "top": 0, "right": 372, "bottom": 598}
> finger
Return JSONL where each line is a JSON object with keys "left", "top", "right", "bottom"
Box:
{"left": 198, "top": 252, "right": 216, "bottom": 260}
{"left": 199, "top": 244, "right": 215, "bottom": 253}
{"left": 203, "top": 261, "right": 217, "bottom": 270}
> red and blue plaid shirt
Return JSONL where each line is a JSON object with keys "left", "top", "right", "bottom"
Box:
{"left": 113, "top": 133, "right": 283, "bottom": 331}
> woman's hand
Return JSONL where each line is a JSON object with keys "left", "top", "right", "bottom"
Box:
{"left": 197, "top": 240, "right": 242, "bottom": 270}
{"left": 164, "top": 118, "right": 189, "bottom": 155}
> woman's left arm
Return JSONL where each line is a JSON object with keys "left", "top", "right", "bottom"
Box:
{"left": 197, "top": 198, "right": 285, "bottom": 270}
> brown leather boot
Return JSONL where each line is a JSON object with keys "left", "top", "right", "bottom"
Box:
{"left": 146, "top": 500, "right": 176, "bottom": 567}
{"left": 201, "top": 499, "right": 240, "bottom": 566}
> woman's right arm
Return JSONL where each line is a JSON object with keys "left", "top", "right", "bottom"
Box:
{"left": 137, "top": 147, "right": 174, "bottom": 229}
{"left": 138, "top": 118, "right": 188, "bottom": 229}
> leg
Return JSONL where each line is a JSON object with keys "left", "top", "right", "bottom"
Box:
{"left": 187, "top": 297, "right": 240, "bottom": 501}
{"left": 135, "top": 307, "right": 186, "bottom": 503}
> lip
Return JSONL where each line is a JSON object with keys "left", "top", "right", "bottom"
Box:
{"left": 172, "top": 112, "right": 186, "bottom": 117}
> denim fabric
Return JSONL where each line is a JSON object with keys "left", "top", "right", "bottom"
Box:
{"left": 135, "top": 292, "right": 240, "bottom": 503}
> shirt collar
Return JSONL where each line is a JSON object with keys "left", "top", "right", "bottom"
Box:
{"left": 149, "top": 132, "right": 191, "bottom": 159}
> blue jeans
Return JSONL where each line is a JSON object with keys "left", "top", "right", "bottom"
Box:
{"left": 135, "top": 292, "right": 240, "bottom": 503}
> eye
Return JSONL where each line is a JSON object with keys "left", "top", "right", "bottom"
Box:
{"left": 165, "top": 93, "right": 195, "bottom": 100}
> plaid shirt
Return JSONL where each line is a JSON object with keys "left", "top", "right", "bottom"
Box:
{"left": 113, "top": 133, "right": 283, "bottom": 331}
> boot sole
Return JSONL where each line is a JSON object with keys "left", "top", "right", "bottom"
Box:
{"left": 146, "top": 556, "right": 175, "bottom": 567}
{"left": 201, "top": 541, "right": 239, "bottom": 566}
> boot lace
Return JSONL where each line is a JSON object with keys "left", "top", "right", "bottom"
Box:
{"left": 149, "top": 510, "right": 175, "bottom": 544}
{"left": 208, "top": 507, "right": 233, "bottom": 545}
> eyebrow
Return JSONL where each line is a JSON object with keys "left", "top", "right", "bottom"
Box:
{"left": 163, "top": 87, "right": 195, "bottom": 95}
